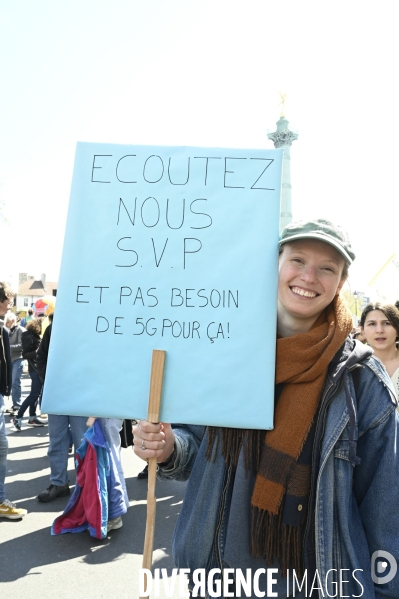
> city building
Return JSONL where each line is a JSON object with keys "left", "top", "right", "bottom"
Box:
{"left": 16, "top": 273, "right": 57, "bottom": 313}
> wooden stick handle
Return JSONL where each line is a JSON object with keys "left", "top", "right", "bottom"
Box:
{"left": 141, "top": 349, "right": 166, "bottom": 597}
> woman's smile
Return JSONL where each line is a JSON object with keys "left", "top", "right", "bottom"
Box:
{"left": 290, "top": 286, "right": 319, "bottom": 299}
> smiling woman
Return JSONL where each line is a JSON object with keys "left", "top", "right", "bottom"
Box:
{"left": 277, "top": 239, "right": 346, "bottom": 337}
{"left": 132, "top": 218, "right": 399, "bottom": 598}
{"left": 276, "top": 219, "right": 352, "bottom": 338}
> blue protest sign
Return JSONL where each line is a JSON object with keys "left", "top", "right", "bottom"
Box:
{"left": 42, "top": 143, "right": 282, "bottom": 429}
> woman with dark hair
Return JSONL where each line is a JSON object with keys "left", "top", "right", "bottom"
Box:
{"left": 12, "top": 318, "right": 47, "bottom": 431}
{"left": 360, "top": 302, "right": 399, "bottom": 398}
{"left": 134, "top": 219, "right": 399, "bottom": 598}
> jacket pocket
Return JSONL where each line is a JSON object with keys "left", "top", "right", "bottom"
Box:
{"left": 334, "top": 439, "right": 351, "bottom": 461}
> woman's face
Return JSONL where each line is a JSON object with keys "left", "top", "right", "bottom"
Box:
{"left": 278, "top": 239, "right": 346, "bottom": 328}
{"left": 361, "top": 310, "right": 398, "bottom": 352}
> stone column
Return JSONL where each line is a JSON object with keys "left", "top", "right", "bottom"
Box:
{"left": 267, "top": 116, "right": 298, "bottom": 233}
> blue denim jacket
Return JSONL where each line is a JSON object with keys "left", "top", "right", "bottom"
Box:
{"left": 158, "top": 339, "right": 399, "bottom": 598}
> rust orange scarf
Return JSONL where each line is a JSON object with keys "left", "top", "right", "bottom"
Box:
{"left": 207, "top": 295, "right": 353, "bottom": 572}
{"left": 252, "top": 295, "right": 353, "bottom": 513}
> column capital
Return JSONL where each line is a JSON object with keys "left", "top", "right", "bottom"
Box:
{"left": 267, "top": 128, "right": 298, "bottom": 148}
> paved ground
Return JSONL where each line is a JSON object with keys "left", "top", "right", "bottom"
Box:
{"left": 0, "top": 373, "right": 189, "bottom": 598}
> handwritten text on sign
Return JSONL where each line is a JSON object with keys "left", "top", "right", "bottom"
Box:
{"left": 42, "top": 144, "right": 282, "bottom": 428}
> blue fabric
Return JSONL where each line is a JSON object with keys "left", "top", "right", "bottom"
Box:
{"left": 158, "top": 339, "right": 399, "bottom": 599}
{"left": 52, "top": 420, "right": 127, "bottom": 539}
{"left": 11, "top": 358, "right": 23, "bottom": 408}
{"left": 17, "top": 369, "right": 41, "bottom": 418}
{"left": 98, "top": 418, "right": 129, "bottom": 513}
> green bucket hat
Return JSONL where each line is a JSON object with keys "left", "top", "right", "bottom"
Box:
{"left": 279, "top": 218, "right": 355, "bottom": 264}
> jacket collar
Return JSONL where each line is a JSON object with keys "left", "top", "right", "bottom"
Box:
{"left": 328, "top": 337, "right": 373, "bottom": 381}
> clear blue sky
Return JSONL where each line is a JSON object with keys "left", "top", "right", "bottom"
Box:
{"left": 1, "top": 0, "right": 398, "bottom": 298}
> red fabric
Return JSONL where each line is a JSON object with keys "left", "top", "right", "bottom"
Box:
{"left": 52, "top": 444, "right": 103, "bottom": 538}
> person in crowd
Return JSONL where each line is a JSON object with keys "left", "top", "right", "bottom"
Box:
{"left": 0, "top": 282, "right": 27, "bottom": 519}
{"left": 99, "top": 417, "right": 129, "bottom": 524}
{"left": 12, "top": 318, "right": 47, "bottom": 430}
{"left": 52, "top": 417, "right": 128, "bottom": 538}
{"left": 20, "top": 308, "right": 33, "bottom": 328}
{"left": 352, "top": 326, "right": 367, "bottom": 343}
{"left": 40, "top": 307, "right": 54, "bottom": 337}
{"left": 134, "top": 219, "right": 399, "bottom": 598}
{"left": 101, "top": 418, "right": 129, "bottom": 531}
{"left": 36, "top": 311, "right": 54, "bottom": 418}
{"left": 35, "top": 316, "right": 89, "bottom": 502}
{"left": 4, "top": 312, "right": 25, "bottom": 415}
{"left": 36, "top": 312, "right": 53, "bottom": 384}
{"left": 87, "top": 416, "right": 129, "bottom": 532}
{"left": 360, "top": 302, "right": 399, "bottom": 399}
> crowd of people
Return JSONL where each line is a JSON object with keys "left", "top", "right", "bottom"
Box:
{"left": 2, "top": 217, "right": 399, "bottom": 597}
{"left": 0, "top": 286, "right": 131, "bottom": 532}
